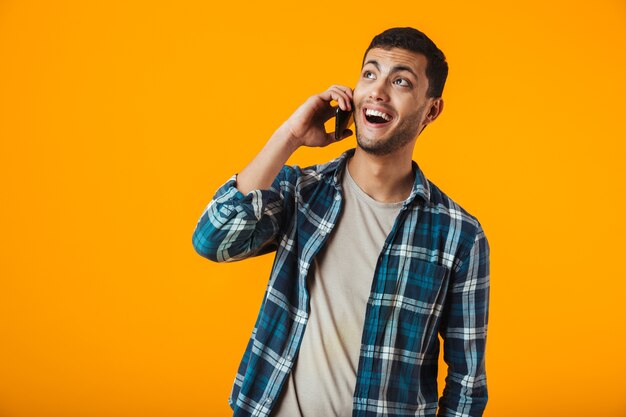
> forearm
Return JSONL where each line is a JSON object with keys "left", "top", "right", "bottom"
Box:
{"left": 192, "top": 169, "right": 289, "bottom": 263}
{"left": 235, "top": 124, "right": 300, "bottom": 195}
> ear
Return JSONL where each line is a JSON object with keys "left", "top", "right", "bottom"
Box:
{"left": 427, "top": 97, "right": 443, "bottom": 122}
{"left": 417, "top": 97, "right": 444, "bottom": 136}
{"left": 424, "top": 97, "right": 444, "bottom": 124}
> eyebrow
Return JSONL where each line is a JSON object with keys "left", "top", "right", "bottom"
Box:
{"left": 363, "top": 59, "right": 419, "bottom": 80}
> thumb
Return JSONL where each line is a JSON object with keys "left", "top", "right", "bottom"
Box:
{"left": 340, "top": 129, "right": 353, "bottom": 140}
{"left": 326, "top": 129, "right": 352, "bottom": 145}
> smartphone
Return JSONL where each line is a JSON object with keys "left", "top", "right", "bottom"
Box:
{"left": 335, "top": 106, "right": 354, "bottom": 140}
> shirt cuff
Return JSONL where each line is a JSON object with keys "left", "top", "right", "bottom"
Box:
{"left": 211, "top": 173, "right": 283, "bottom": 221}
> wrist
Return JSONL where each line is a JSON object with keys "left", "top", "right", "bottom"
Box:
{"left": 275, "top": 123, "right": 302, "bottom": 152}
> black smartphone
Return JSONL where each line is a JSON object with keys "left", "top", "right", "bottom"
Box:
{"left": 335, "top": 106, "right": 354, "bottom": 140}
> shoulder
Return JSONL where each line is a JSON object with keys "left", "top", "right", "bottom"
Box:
{"left": 427, "top": 179, "right": 481, "bottom": 226}
{"left": 425, "top": 178, "right": 486, "bottom": 258}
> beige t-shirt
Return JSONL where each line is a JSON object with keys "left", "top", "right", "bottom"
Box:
{"left": 271, "top": 162, "right": 404, "bottom": 417}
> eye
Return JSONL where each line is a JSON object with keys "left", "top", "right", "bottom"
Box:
{"left": 363, "top": 70, "right": 376, "bottom": 79}
{"left": 394, "top": 78, "right": 411, "bottom": 87}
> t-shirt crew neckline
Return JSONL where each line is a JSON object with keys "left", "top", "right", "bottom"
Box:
{"left": 344, "top": 163, "right": 408, "bottom": 209}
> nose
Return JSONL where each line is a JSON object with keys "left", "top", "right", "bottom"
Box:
{"left": 369, "top": 80, "right": 389, "bottom": 102}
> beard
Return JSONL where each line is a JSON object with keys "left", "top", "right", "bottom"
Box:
{"left": 355, "top": 104, "right": 426, "bottom": 156}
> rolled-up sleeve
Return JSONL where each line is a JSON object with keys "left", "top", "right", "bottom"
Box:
{"left": 438, "top": 222, "right": 490, "bottom": 417}
{"left": 192, "top": 165, "right": 296, "bottom": 263}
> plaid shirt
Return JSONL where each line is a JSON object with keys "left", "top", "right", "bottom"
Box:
{"left": 192, "top": 148, "right": 490, "bottom": 417}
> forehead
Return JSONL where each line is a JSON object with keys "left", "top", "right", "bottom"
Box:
{"left": 362, "top": 47, "right": 428, "bottom": 76}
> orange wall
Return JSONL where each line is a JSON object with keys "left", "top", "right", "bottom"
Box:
{"left": 1, "top": 1, "right": 625, "bottom": 416}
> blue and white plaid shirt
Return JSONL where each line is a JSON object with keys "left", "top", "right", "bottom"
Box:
{"left": 192, "top": 148, "right": 490, "bottom": 417}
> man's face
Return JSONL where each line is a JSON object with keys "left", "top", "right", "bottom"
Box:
{"left": 353, "top": 47, "right": 437, "bottom": 156}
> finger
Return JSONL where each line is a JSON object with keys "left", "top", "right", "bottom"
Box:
{"left": 337, "top": 96, "right": 348, "bottom": 111}
{"left": 329, "top": 85, "right": 354, "bottom": 107}
{"left": 330, "top": 85, "right": 354, "bottom": 101}
{"left": 330, "top": 88, "right": 351, "bottom": 111}
{"left": 322, "top": 87, "right": 351, "bottom": 111}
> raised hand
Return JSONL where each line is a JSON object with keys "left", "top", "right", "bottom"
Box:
{"left": 282, "top": 85, "right": 354, "bottom": 148}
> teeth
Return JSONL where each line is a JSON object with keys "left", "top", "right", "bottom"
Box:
{"left": 365, "top": 108, "right": 392, "bottom": 121}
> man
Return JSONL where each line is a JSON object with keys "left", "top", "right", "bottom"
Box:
{"left": 192, "top": 27, "right": 490, "bottom": 417}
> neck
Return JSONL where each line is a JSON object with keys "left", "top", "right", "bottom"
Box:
{"left": 347, "top": 147, "right": 415, "bottom": 203}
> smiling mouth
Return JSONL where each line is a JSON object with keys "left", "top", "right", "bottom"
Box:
{"left": 364, "top": 108, "right": 393, "bottom": 125}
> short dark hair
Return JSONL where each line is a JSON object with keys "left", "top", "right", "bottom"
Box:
{"left": 363, "top": 27, "right": 448, "bottom": 98}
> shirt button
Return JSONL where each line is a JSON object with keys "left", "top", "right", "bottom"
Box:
{"left": 320, "top": 230, "right": 327, "bottom": 236}
{"left": 335, "top": 194, "right": 341, "bottom": 200}
{"left": 266, "top": 397, "right": 273, "bottom": 404}
{"left": 287, "top": 355, "right": 293, "bottom": 361}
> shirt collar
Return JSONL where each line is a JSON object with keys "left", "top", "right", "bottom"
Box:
{"left": 319, "top": 148, "right": 431, "bottom": 207}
